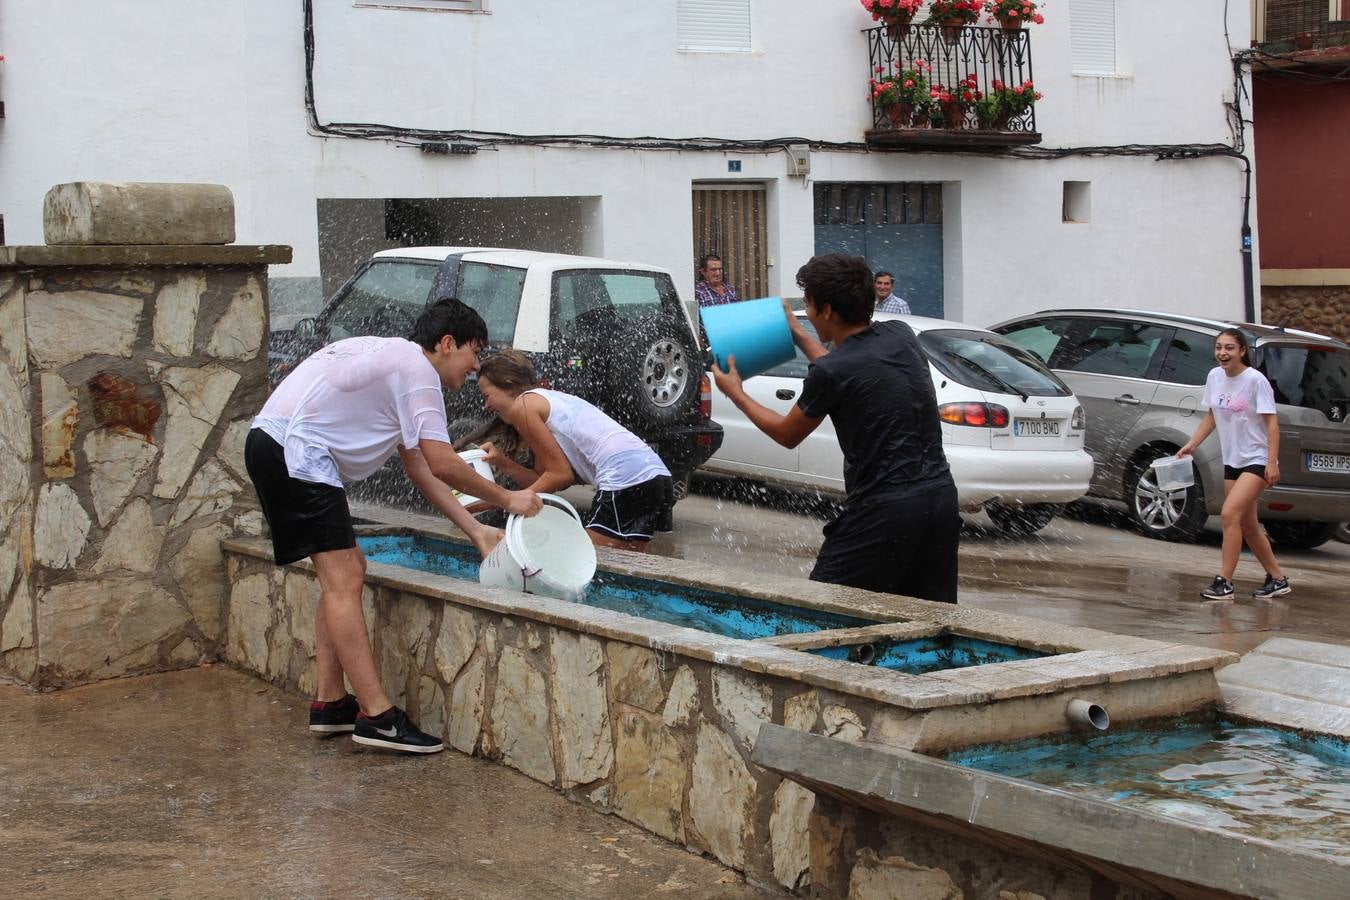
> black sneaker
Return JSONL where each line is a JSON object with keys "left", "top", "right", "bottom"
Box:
{"left": 1252, "top": 574, "right": 1292, "bottom": 599}
{"left": 309, "top": 694, "right": 359, "bottom": 734}
{"left": 352, "top": 707, "right": 445, "bottom": 754}
{"left": 1201, "top": 575, "right": 1235, "bottom": 600}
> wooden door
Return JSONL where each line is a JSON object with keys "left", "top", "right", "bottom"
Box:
{"left": 692, "top": 185, "right": 768, "bottom": 301}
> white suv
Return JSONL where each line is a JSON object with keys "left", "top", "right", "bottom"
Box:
{"left": 270, "top": 248, "right": 723, "bottom": 506}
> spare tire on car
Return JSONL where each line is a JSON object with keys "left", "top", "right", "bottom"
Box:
{"left": 609, "top": 315, "right": 700, "bottom": 427}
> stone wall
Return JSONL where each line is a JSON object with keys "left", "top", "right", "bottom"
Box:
{"left": 1262, "top": 284, "right": 1350, "bottom": 343}
{"left": 0, "top": 244, "right": 287, "bottom": 688}
{"left": 221, "top": 547, "right": 1225, "bottom": 897}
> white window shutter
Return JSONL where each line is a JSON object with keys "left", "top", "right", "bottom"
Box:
{"left": 1070, "top": 0, "right": 1117, "bottom": 76}
{"left": 678, "top": 0, "right": 752, "bottom": 52}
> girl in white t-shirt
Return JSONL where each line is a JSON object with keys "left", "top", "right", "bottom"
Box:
{"left": 1178, "top": 328, "right": 1290, "bottom": 600}
{"left": 476, "top": 350, "right": 673, "bottom": 552}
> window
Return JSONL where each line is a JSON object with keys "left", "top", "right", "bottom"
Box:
{"left": 1058, "top": 321, "right": 1170, "bottom": 379}
{"left": 813, "top": 183, "right": 943, "bottom": 226}
{"left": 1070, "top": 0, "right": 1117, "bottom": 76}
{"left": 458, "top": 262, "right": 526, "bottom": 346}
{"left": 1063, "top": 181, "right": 1091, "bottom": 223}
{"left": 1158, "top": 329, "right": 1216, "bottom": 386}
{"left": 1255, "top": 343, "right": 1350, "bottom": 415}
{"left": 996, "top": 318, "right": 1076, "bottom": 366}
{"left": 678, "top": 0, "right": 751, "bottom": 52}
{"left": 552, "top": 270, "right": 679, "bottom": 340}
{"left": 326, "top": 260, "right": 438, "bottom": 341}
{"left": 920, "top": 330, "right": 1072, "bottom": 397}
{"left": 355, "top": 1, "right": 484, "bottom": 11}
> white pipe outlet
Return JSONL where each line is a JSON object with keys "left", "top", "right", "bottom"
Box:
{"left": 1066, "top": 699, "right": 1110, "bottom": 731}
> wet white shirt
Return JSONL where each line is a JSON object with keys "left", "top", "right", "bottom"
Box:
{"left": 1202, "top": 366, "right": 1277, "bottom": 468}
{"left": 253, "top": 337, "right": 450, "bottom": 487}
{"left": 524, "top": 389, "right": 669, "bottom": 491}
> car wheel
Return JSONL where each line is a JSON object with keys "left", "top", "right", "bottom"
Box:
{"left": 1336, "top": 522, "right": 1350, "bottom": 544}
{"left": 1263, "top": 520, "right": 1339, "bottom": 550}
{"left": 612, "top": 317, "right": 699, "bottom": 426}
{"left": 1127, "top": 450, "right": 1208, "bottom": 541}
{"left": 986, "top": 502, "right": 1061, "bottom": 536}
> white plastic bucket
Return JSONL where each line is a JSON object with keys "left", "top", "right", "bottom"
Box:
{"left": 454, "top": 448, "right": 495, "bottom": 506}
{"left": 478, "top": 493, "right": 597, "bottom": 601}
{"left": 1150, "top": 455, "right": 1195, "bottom": 492}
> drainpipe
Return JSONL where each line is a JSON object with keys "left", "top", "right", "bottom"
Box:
{"left": 1241, "top": 157, "right": 1257, "bottom": 324}
{"left": 1066, "top": 699, "right": 1110, "bottom": 731}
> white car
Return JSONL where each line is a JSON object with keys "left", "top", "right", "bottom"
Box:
{"left": 703, "top": 311, "right": 1095, "bottom": 534}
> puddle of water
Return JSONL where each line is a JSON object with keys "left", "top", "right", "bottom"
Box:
{"left": 358, "top": 534, "right": 875, "bottom": 639}
{"left": 809, "top": 635, "right": 1047, "bottom": 674}
{"left": 949, "top": 718, "right": 1350, "bottom": 857}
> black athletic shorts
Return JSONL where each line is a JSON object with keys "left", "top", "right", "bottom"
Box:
{"left": 810, "top": 482, "right": 960, "bottom": 604}
{"left": 244, "top": 429, "right": 356, "bottom": 565}
{"left": 1223, "top": 463, "right": 1267, "bottom": 481}
{"left": 583, "top": 475, "right": 673, "bottom": 542}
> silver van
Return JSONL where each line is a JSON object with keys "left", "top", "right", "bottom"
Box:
{"left": 990, "top": 309, "right": 1350, "bottom": 548}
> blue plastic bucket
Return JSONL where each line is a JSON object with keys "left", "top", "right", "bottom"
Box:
{"left": 700, "top": 296, "right": 796, "bottom": 380}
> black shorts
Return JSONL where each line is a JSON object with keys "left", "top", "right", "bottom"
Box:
{"left": 244, "top": 429, "right": 356, "bottom": 565}
{"left": 810, "top": 482, "right": 960, "bottom": 604}
{"left": 1224, "top": 464, "right": 1267, "bottom": 481}
{"left": 583, "top": 476, "right": 673, "bottom": 542}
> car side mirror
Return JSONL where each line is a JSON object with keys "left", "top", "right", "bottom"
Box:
{"left": 292, "top": 317, "right": 319, "bottom": 340}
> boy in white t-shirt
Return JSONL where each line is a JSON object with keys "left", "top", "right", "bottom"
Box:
{"left": 1178, "top": 327, "right": 1290, "bottom": 601}
{"left": 245, "top": 299, "right": 542, "bottom": 754}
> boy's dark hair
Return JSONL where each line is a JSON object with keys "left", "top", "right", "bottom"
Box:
{"left": 408, "top": 297, "right": 489, "bottom": 351}
{"left": 796, "top": 254, "right": 874, "bottom": 324}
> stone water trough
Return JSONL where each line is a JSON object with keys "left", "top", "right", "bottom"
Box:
{"left": 221, "top": 517, "right": 1250, "bottom": 897}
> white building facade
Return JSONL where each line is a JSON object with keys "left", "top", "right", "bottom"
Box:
{"left": 0, "top": 0, "right": 1254, "bottom": 326}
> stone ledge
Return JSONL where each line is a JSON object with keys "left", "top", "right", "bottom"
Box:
{"left": 0, "top": 245, "right": 293, "bottom": 269}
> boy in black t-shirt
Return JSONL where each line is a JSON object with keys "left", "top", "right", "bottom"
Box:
{"left": 710, "top": 253, "right": 959, "bottom": 603}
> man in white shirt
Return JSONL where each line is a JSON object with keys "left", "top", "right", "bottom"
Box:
{"left": 874, "top": 270, "right": 912, "bottom": 315}
{"left": 245, "top": 298, "right": 542, "bottom": 754}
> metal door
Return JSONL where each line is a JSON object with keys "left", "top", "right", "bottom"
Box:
{"left": 813, "top": 182, "right": 944, "bottom": 317}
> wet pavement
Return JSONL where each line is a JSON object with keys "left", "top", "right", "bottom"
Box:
{"left": 643, "top": 477, "right": 1350, "bottom": 656}
{"left": 0, "top": 666, "right": 765, "bottom": 900}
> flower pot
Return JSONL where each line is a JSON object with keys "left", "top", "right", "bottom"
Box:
{"left": 1294, "top": 32, "right": 1314, "bottom": 50}
{"left": 979, "top": 110, "right": 1012, "bottom": 130}
{"left": 886, "top": 102, "right": 914, "bottom": 128}
{"left": 912, "top": 108, "right": 932, "bottom": 129}
{"left": 883, "top": 10, "right": 914, "bottom": 39}
{"left": 940, "top": 101, "right": 966, "bottom": 130}
{"left": 998, "top": 17, "right": 1024, "bottom": 32}
{"left": 939, "top": 18, "right": 966, "bottom": 45}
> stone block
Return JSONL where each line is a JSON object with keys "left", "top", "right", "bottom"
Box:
{"left": 152, "top": 273, "right": 206, "bottom": 356}
{"left": 205, "top": 275, "right": 265, "bottom": 361}
{"left": 607, "top": 641, "right": 665, "bottom": 713}
{"left": 169, "top": 460, "right": 240, "bottom": 526}
{"left": 2, "top": 582, "right": 35, "bottom": 653}
{"left": 227, "top": 572, "right": 274, "bottom": 674}
{"left": 165, "top": 521, "right": 230, "bottom": 643}
{"left": 447, "top": 655, "right": 487, "bottom": 754}
{"left": 661, "top": 664, "right": 699, "bottom": 727}
{"left": 847, "top": 849, "right": 962, "bottom": 900}
{"left": 26, "top": 291, "right": 144, "bottom": 368}
{"left": 94, "top": 498, "right": 162, "bottom": 574}
{"left": 34, "top": 483, "right": 91, "bottom": 569}
{"left": 433, "top": 605, "right": 477, "bottom": 685}
{"left": 85, "top": 429, "right": 159, "bottom": 526}
{"left": 40, "top": 373, "right": 78, "bottom": 478}
{"left": 712, "top": 668, "right": 772, "bottom": 753}
{"left": 490, "top": 645, "right": 556, "bottom": 784}
{"left": 770, "top": 779, "right": 814, "bottom": 890}
{"left": 612, "top": 709, "right": 688, "bottom": 843}
{"left": 784, "top": 690, "right": 820, "bottom": 732}
{"left": 154, "top": 365, "right": 241, "bottom": 499}
{"left": 37, "top": 578, "right": 191, "bottom": 681}
{"left": 43, "top": 182, "right": 235, "bottom": 246}
{"left": 0, "top": 279, "right": 26, "bottom": 375}
{"left": 689, "top": 723, "right": 755, "bottom": 868}
{"left": 549, "top": 631, "right": 613, "bottom": 788}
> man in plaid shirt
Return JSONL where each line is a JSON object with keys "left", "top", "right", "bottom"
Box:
{"left": 695, "top": 253, "right": 740, "bottom": 307}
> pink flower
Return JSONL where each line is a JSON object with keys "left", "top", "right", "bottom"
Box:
{"left": 904, "top": 79, "right": 914, "bottom": 87}
{"left": 1033, "top": 13, "right": 1044, "bottom": 23}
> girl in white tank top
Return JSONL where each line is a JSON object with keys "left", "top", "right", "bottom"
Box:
{"left": 476, "top": 351, "right": 671, "bottom": 551}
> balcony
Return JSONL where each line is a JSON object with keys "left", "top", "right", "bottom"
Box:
{"left": 1257, "top": 0, "right": 1350, "bottom": 53}
{"left": 864, "top": 23, "right": 1041, "bottom": 150}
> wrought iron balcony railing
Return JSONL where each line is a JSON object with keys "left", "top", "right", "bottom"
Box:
{"left": 865, "top": 22, "right": 1041, "bottom": 148}
{"left": 1259, "top": 0, "right": 1350, "bottom": 51}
